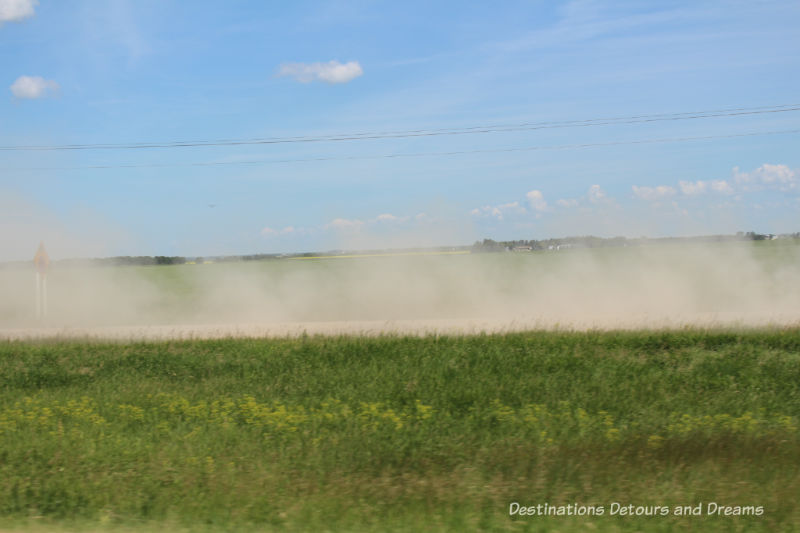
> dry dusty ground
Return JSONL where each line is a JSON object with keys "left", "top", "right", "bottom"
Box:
{"left": 2, "top": 312, "right": 799, "bottom": 342}
{"left": 4, "top": 243, "right": 799, "bottom": 341}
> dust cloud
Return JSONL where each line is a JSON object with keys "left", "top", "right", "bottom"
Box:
{"left": 1, "top": 241, "right": 799, "bottom": 340}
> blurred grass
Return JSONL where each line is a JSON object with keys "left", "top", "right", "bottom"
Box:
{"left": 0, "top": 329, "right": 799, "bottom": 531}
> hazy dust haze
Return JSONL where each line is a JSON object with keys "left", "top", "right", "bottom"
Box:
{"left": 1, "top": 242, "right": 799, "bottom": 340}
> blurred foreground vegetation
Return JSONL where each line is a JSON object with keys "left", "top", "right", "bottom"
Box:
{"left": 1, "top": 329, "right": 799, "bottom": 531}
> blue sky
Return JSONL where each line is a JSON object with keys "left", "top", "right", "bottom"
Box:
{"left": 1, "top": 0, "right": 799, "bottom": 260}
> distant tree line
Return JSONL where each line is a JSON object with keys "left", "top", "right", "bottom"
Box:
{"left": 1, "top": 232, "right": 798, "bottom": 270}
{"left": 471, "top": 232, "right": 799, "bottom": 253}
{"left": 108, "top": 256, "right": 187, "bottom": 266}
{"left": 471, "top": 236, "right": 630, "bottom": 252}
{"left": 44, "top": 256, "right": 187, "bottom": 267}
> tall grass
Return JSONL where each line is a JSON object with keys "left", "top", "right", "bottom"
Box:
{"left": 1, "top": 329, "right": 799, "bottom": 531}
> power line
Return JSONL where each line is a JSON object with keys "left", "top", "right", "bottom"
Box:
{"left": 1, "top": 104, "right": 798, "bottom": 152}
{"left": 7, "top": 128, "right": 799, "bottom": 171}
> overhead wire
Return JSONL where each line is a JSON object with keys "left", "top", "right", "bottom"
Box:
{"left": 0, "top": 103, "right": 798, "bottom": 152}
{"left": 6, "top": 128, "right": 799, "bottom": 171}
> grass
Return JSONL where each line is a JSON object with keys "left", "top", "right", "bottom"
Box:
{"left": 0, "top": 329, "right": 799, "bottom": 531}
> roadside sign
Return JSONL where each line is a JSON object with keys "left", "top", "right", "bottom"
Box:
{"left": 34, "top": 241, "right": 50, "bottom": 274}
{"left": 33, "top": 242, "right": 49, "bottom": 319}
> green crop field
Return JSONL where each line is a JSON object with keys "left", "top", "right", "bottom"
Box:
{"left": 1, "top": 329, "right": 799, "bottom": 532}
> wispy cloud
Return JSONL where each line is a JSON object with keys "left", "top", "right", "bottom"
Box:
{"left": 492, "top": 1, "right": 692, "bottom": 53}
{"left": 588, "top": 184, "right": 609, "bottom": 204}
{"left": 632, "top": 164, "right": 794, "bottom": 207}
{"left": 483, "top": 185, "right": 615, "bottom": 213}
{"left": 678, "top": 180, "right": 705, "bottom": 196}
{"left": 470, "top": 202, "right": 527, "bottom": 221}
{"left": 553, "top": 185, "right": 615, "bottom": 210}
{"left": 557, "top": 198, "right": 579, "bottom": 208}
{"left": 10, "top": 75, "right": 59, "bottom": 99}
{"left": 632, "top": 185, "right": 676, "bottom": 201}
{"left": 325, "top": 217, "right": 365, "bottom": 231}
{"left": 374, "top": 213, "right": 412, "bottom": 223}
{"left": 0, "top": 0, "right": 37, "bottom": 24}
{"left": 264, "top": 212, "right": 430, "bottom": 240}
{"left": 710, "top": 180, "right": 734, "bottom": 194}
{"left": 277, "top": 60, "right": 363, "bottom": 84}
{"left": 733, "top": 164, "right": 797, "bottom": 191}
{"left": 261, "top": 226, "right": 297, "bottom": 237}
{"left": 77, "top": 1, "right": 152, "bottom": 66}
{"left": 678, "top": 179, "right": 733, "bottom": 196}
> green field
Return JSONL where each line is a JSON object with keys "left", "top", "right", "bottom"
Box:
{"left": 1, "top": 329, "right": 799, "bottom": 531}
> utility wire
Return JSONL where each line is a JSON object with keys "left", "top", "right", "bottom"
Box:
{"left": 7, "top": 128, "right": 799, "bottom": 171}
{"left": 1, "top": 104, "right": 798, "bottom": 152}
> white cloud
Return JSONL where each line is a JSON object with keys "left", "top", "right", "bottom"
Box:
{"left": 373, "top": 213, "right": 412, "bottom": 224}
{"left": 546, "top": 186, "right": 610, "bottom": 209}
{"left": 588, "top": 184, "right": 607, "bottom": 203}
{"left": 526, "top": 190, "right": 548, "bottom": 212}
{"left": 678, "top": 180, "right": 707, "bottom": 196}
{"left": 499, "top": 201, "right": 525, "bottom": 213}
{"left": 678, "top": 179, "right": 734, "bottom": 196}
{"left": 261, "top": 226, "right": 296, "bottom": 237}
{"left": 556, "top": 198, "right": 579, "bottom": 208}
{"left": 470, "top": 201, "right": 527, "bottom": 221}
{"left": 632, "top": 185, "right": 676, "bottom": 201}
{"left": 277, "top": 60, "right": 363, "bottom": 84}
{"left": 639, "top": 164, "right": 795, "bottom": 203}
{"left": 10, "top": 75, "right": 59, "bottom": 99}
{"left": 733, "top": 164, "right": 797, "bottom": 191}
{"left": 325, "top": 218, "right": 364, "bottom": 231}
{"left": 709, "top": 180, "right": 734, "bottom": 194}
{"left": 471, "top": 206, "right": 503, "bottom": 219}
{"left": 0, "top": 0, "right": 37, "bottom": 23}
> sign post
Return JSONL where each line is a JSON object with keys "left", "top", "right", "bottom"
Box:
{"left": 33, "top": 242, "right": 50, "bottom": 320}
